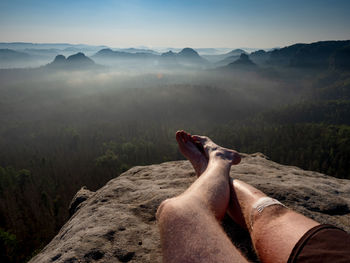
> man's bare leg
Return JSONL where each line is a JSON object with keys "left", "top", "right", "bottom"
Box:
{"left": 228, "top": 180, "right": 319, "bottom": 263}
{"left": 180, "top": 131, "right": 320, "bottom": 263}
{"left": 156, "top": 131, "right": 248, "bottom": 263}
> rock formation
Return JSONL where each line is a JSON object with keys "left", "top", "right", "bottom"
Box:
{"left": 177, "top": 48, "right": 201, "bottom": 59}
{"left": 29, "top": 153, "right": 350, "bottom": 263}
{"left": 47, "top": 53, "right": 97, "bottom": 70}
{"left": 218, "top": 53, "right": 257, "bottom": 71}
{"left": 158, "top": 48, "right": 207, "bottom": 66}
{"left": 229, "top": 53, "right": 256, "bottom": 67}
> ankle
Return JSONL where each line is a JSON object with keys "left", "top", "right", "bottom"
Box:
{"left": 206, "top": 159, "right": 232, "bottom": 175}
{"left": 208, "top": 148, "right": 241, "bottom": 165}
{"left": 208, "top": 150, "right": 228, "bottom": 163}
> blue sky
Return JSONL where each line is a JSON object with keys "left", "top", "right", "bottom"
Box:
{"left": 0, "top": 0, "right": 349, "bottom": 48}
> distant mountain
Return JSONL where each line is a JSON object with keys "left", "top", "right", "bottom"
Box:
{"left": 178, "top": 47, "right": 201, "bottom": 58}
{"left": 177, "top": 48, "right": 205, "bottom": 62}
{"left": 93, "top": 48, "right": 157, "bottom": 60}
{"left": 116, "top": 48, "right": 159, "bottom": 54}
{"left": 0, "top": 48, "right": 31, "bottom": 60}
{"left": 158, "top": 51, "right": 179, "bottom": 67}
{"left": 215, "top": 54, "right": 243, "bottom": 67}
{"left": 46, "top": 52, "right": 98, "bottom": 70}
{"left": 176, "top": 48, "right": 206, "bottom": 62}
{"left": 160, "top": 50, "right": 177, "bottom": 58}
{"left": 246, "top": 40, "right": 350, "bottom": 70}
{"left": 66, "top": 52, "right": 95, "bottom": 65}
{"left": 203, "top": 49, "right": 247, "bottom": 63}
{"left": 91, "top": 48, "right": 161, "bottom": 69}
{"left": 51, "top": 54, "right": 66, "bottom": 66}
{"left": 92, "top": 47, "right": 208, "bottom": 69}
{"left": 194, "top": 48, "right": 222, "bottom": 55}
{"left": 93, "top": 48, "right": 116, "bottom": 58}
{"left": 0, "top": 49, "right": 34, "bottom": 68}
{"left": 23, "top": 48, "right": 61, "bottom": 56}
{"left": 0, "top": 42, "right": 72, "bottom": 50}
{"left": 21, "top": 48, "right": 62, "bottom": 64}
{"left": 0, "top": 48, "right": 80, "bottom": 68}
{"left": 229, "top": 53, "right": 256, "bottom": 67}
{"left": 267, "top": 40, "right": 350, "bottom": 69}
{"left": 330, "top": 45, "right": 350, "bottom": 71}
{"left": 159, "top": 48, "right": 208, "bottom": 68}
{"left": 225, "top": 49, "right": 247, "bottom": 57}
{"left": 219, "top": 53, "right": 257, "bottom": 71}
{"left": 0, "top": 42, "right": 108, "bottom": 52}
{"left": 3, "top": 41, "right": 350, "bottom": 71}
{"left": 94, "top": 47, "right": 204, "bottom": 61}
{"left": 250, "top": 50, "right": 269, "bottom": 65}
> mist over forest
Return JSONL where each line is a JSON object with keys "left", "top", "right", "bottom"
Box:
{"left": 1, "top": 40, "right": 350, "bottom": 262}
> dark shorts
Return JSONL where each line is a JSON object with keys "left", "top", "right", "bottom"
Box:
{"left": 288, "top": 224, "right": 350, "bottom": 263}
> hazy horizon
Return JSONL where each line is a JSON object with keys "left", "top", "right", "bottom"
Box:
{"left": 0, "top": 41, "right": 258, "bottom": 53}
{"left": 1, "top": 0, "right": 350, "bottom": 49}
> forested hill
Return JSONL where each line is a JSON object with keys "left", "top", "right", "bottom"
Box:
{"left": 250, "top": 40, "right": 350, "bottom": 70}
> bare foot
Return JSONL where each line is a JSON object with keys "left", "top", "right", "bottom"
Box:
{"left": 191, "top": 134, "right": 241, "bottom": 166}
{"left": 176, "top": 130, "right": 241, "bottom": 176}
{"left": 176, "top": 130, "right": 208, "bottom": 176}
{"left": 189, "top": 133, "right": 244, "bottom": 225}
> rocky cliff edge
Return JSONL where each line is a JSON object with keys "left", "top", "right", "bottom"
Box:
{"left": 30, "top": 153, "right": 350, "bottom": 263}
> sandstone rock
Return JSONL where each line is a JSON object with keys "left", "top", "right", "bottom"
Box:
{"left": 68, "top": 186, "right": 95, "bottom": 217}
{"left": 30, "top": 154, "right": 350, "bottom": 263}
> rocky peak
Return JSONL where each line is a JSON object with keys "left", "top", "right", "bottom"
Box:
{"left": 227, "top": 49, "right": 246, "bottom": 56}
{"left": 95, "top": 48, "right": 114, "bottom": 56}
{"left": 47, "top": 52, "right": 96, "bottom": 69}
{"left": 178, "top": 47, "right": 201, "bottom": 58}
{"left": 52, "top": 54, "right": 66, "bottom": 63}
{"left": 66, "top": 52, "right": 94, "bottom": 64}
{"left": 226, "top": 53, "right": 257, "bottom": 69}
{"left": 161, "top": 50, "right": 176, "bottom": 57}
{"left": 239, "top": 53, "right": 249, "bottom": 60}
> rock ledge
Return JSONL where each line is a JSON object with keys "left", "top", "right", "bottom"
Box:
{"left": 30, "top": 154, "right": 350, "bottom": 263}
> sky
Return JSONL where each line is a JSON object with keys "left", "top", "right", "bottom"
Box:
{"left": 0, "top": 0, "right": 349, "bottom": 49}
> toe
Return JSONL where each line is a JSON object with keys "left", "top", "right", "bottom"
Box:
{"left": 182, "top": 132, "right": 191, "bottom": 143}
{"left": 176, "top": 130, "right": 184, "bottom": 144}
{"left": 176, "top": 130, "right": 190, "bottom": 142}
{"left": 176, "top": 130, "right": 189, "bottom": 146}
{"left": 176, "top": 130, "right": 198, "bottom": 154}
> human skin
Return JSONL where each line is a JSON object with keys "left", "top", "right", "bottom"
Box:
{"left": 157, "top": 131, "right": 319, "bottom": 263}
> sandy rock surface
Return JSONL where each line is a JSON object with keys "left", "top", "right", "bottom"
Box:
{"left": 30, "top": 153, "right": 350, "bottom": 263}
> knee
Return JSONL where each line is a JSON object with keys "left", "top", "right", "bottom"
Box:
{"left": 156, "top": 197, "right": 183, "bottom": 223}
{"left": 156, "top": 198, "right": 174, "bottom": 221}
